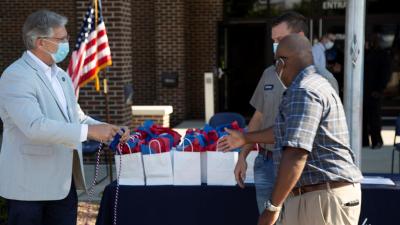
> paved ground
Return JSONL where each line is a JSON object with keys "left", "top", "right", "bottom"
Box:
{"left": 77, "top": 202, "right": 99, "bottom": 225}
{"left": 361, "top": 126, "right": 399, "bottom": 173}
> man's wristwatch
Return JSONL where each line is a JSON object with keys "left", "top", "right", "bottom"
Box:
{"left": 264, "top": 200, "right": 282, "bottom": 212}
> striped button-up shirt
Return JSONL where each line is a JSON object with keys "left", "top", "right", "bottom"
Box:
{"left": 273, "top": 65, "right": 363, "bottom": 187}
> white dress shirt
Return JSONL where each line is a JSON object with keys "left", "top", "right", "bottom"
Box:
{"left": 312, "top": 42, "right": 327, "bottom": 69}
{"left": 27, "top": 51, "right": 88, "bottom": 142}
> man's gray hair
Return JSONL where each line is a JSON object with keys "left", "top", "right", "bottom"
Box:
{"left": 22, "top": 10, "right": 68, "bottom": 50}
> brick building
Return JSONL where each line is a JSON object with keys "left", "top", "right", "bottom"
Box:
{"left": 0, "top": 0, "right": 224, "bottom": 127}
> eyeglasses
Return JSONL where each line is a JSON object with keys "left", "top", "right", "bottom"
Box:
{"left": 40, "top": 35, "right": 70, "bottom": 43}
{"left": 274, "top": 57, "right": 287, "bottom": 67}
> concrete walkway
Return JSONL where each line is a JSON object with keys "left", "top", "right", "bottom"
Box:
{"left": 361, "top": 126, "right": 399, "bottom": 173}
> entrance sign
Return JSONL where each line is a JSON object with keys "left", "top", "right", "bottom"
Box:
{"left": 323, "top": 0, "right": 347, "bottom": 10}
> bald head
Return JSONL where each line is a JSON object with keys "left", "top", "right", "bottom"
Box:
{"left": 274, "top": 34, "right": 314, "bottom": 86}
{"left": 277, "top": 34, "right": 313, "bottom": 66}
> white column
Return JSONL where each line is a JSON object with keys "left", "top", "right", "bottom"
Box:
{"left": 343, "top": 0, "right": 366, "bottom": 166}
{"left": 204, "top": 73, "right": 215, "bottom": 123}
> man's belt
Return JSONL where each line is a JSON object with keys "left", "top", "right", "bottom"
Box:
{"left": 290, "top": 181, "right": 353, "bottom": 197}
{"left": 258, "top": 148, "right": 273, "bottom": 158}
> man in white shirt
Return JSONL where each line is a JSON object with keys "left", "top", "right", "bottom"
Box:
{"left": 0, "top": 10, "right": 130, "bottom": 225}
{"left": 312, "top": 33, "right": 336, "bottom": 68}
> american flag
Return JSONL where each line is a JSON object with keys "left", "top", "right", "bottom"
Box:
{"left": 67, "top": 0, "right": 112, "bottom": 97}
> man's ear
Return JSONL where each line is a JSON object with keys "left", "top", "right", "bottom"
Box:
{"left": 34, "top": 38, "right": 44, "bottom": 49}
{"left": 298, "top": 31, "right": 305, "bottom": 37}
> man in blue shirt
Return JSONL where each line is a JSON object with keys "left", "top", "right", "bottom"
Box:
{"left": 312, "top": 33, "right": 336, "bottom": 68}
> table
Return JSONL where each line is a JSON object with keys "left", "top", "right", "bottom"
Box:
{"left": 96, "top": 174, "right": 400, "bottom": 225}
{"left": 96, "top": 185, "right": 259, "bottom": 225}
{"left": 359, "top": 174, "right": 400, "bottom": 225}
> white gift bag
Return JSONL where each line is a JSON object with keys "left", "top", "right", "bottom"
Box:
{"left": 173, "top": 138, "right": 201, "bottom": 186}
{"left": 244, "top": 144, "right": 259, "bottom": 184}
{"left": 206, "top": 139, "right": 238, "bottom": 186}
{"left": 201, "top": 151, "right": 207, "bottom": 184}
{"left": 115, "top": 141, "right": 145, "bottom": 186}
{"left": 142, "top": 139, "right": 174, "bottom": 185}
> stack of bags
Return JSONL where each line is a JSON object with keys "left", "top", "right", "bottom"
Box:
{"left": 115, "top": 120, "right": 181, "bottom": 185}
{"left": 112, "top": 120, "right": 258, "bottom": 186}
{"left": 177, "top": 121, "right": 257, "bottom": 186}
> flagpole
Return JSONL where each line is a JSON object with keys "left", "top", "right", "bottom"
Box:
{"left": 94, "top": 0, "right": 113, "bottom": 183}
{"left": 102, "top": 74, "right": 114, "bottom": 183}
{"left": 103, "top": 77, "right": 111, "bottom": 124}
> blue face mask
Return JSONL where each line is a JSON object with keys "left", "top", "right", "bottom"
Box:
{"left": 273, "top": 42, "right": 279, "bottom": 55}
{"left": 43, "top": 40, "right": 69, "bottom": 63}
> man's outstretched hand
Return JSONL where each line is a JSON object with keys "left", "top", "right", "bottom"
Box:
{"left": 88, "top": 124, "right": 130, "bottom": 144}
{"left": 218, "top": 128, "right": 247, "bottom": 152}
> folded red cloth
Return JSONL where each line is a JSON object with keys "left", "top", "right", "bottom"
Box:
{"left": 150, "top": 125, "right": 181, "bottom": 147}
{"left": 149, "top": 137, "right": 171, "bottom": 153}
{"left": 118, "top": 138, "right": 144, "bottom": 154}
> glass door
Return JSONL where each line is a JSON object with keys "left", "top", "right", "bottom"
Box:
{"left": 217, "top": 21, "right": 269, "bottom": 119}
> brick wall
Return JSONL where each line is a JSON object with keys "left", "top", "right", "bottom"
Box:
{"left": 0, "top": 1, "right": 76, "bottom": 138}
{"left": 154, "top": 0, "right": 187, "bottom": 126}
{"left": 76, "top": 0, "right": 133, "bottom": 127}
{"left": 185, "top": 0, "right": 224, "bottom": 119}
{"left": 131, "top": 0, "right": 156, "bottom": 105}
{"left": 0, "top": 0, "right": 77, "bottom": 74}
{"left": 0, "top": 0, "right": 224, "bottom": 126}
{"left": 132, "top": 115, "right": 170, "bottom": 128}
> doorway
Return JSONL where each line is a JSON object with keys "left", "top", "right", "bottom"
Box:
{"left": 320, "top": 15, "right": 400, "bottom": 125}
{"left": 217, "top": 22, "right": 269, "bottom": 120}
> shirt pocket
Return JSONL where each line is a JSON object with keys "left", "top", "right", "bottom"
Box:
{"left": 263, "top": 91, "right": 276, "bottom": 114}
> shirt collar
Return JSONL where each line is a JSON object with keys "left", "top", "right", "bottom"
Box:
{"left": 27, "top": 51, "right": 58, "bottom": 77}
{"left": 317, "top": 42, "right": 326, "bottom": 51}
{"left": 291, "top": 65, "right": 317, "bottom": 87}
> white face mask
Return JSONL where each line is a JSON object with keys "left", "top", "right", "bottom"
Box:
{"left": 275, "top": 58, "right": 286, "bottom": 88}
{"left": 273, "top": 42, "right": 279, "bottom": 55}
{"left": 276, "top": 71, "right": 286, "bottom": 89}
{"left": 324, "top": 41, "right": 334, "bottom": 50}
{"left": 41, "top": 39, "right": 70, "bottom": 63}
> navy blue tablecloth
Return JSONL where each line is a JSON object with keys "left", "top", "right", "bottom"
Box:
{"left": 96, "top": 184, "right": 259, "bottom": 225}
{"left": 359, "top": 174, "right": 400, "bottom": 225}
{"left": 96, "top": 174, "right": 400, "bottom": 225}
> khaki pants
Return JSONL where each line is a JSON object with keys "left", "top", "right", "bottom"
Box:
{"left": 281, "top": 183, "right": 361, "bottom": 225}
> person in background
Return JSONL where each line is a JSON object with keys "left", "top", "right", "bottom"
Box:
{"left": 0, "top": 10, "right": 130, "bottom": 225}
{"left": 235, "top": 11, "right": 339, "bottom": 215}
{"left": 312, "top": 33, "right": 336, "bottom": 68}
{"left": 326, "top": 43, "right": 345, "bottom": 99}
{"left": 362, "top": 31, "right": 392, "bottom": 149}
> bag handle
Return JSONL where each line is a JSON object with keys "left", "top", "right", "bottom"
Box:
{"left": 118, "top": 141, "right": 132, "bottom": 155}
{"left": 148, "top": 139, "right": 162, "bottom": 154}
{"left": 128, "top": 135, "right": 142, "bottom": 153}
{"left": 132, "top": 133, "right": 141, "bottom": 139}
{"left": 129, "top": 136, "right": 139, "bottom": 142}
{"left": 183, "top": 138, "right": 194, "bottom": 152}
